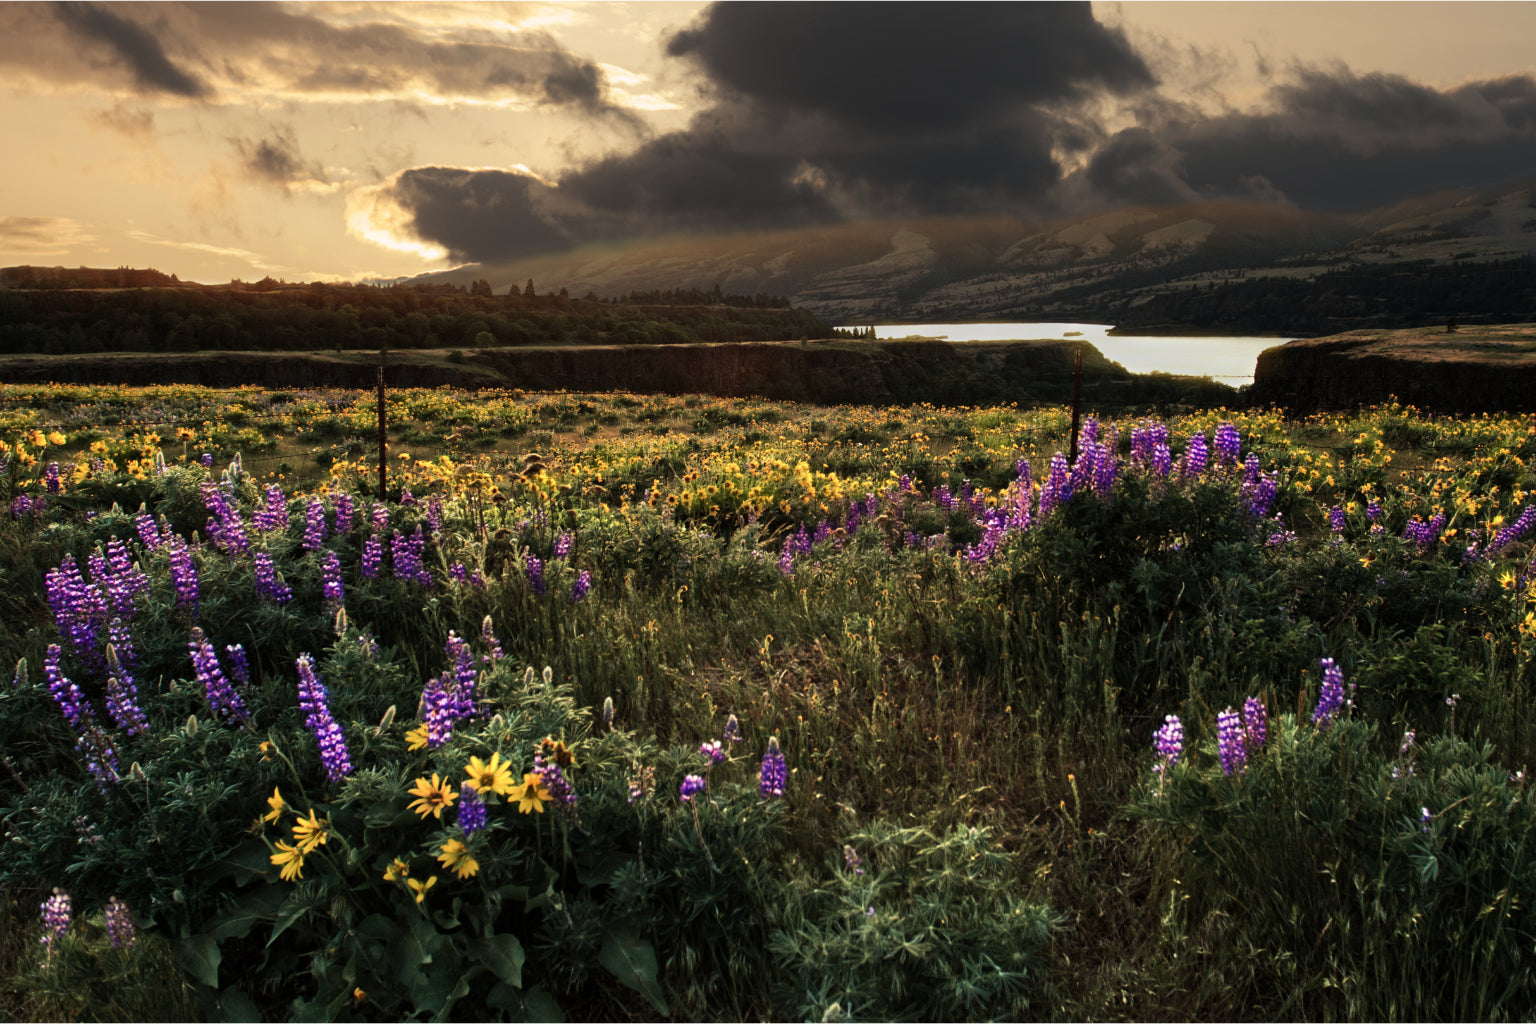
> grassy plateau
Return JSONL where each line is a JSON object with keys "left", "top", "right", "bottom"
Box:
{"left": 1, "top": 380, "right": 1534, "bottom": 1021}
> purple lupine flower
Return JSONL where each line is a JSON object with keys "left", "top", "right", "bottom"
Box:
{"left": 253, "top": 551, "right": 293, "bottom": 603}
{"left": 444, "top": 632, "right": 479, "bottom": 719}
{"left": 77, "top": 725, "right": 120, "bottom": 790}
{"left": 43, "top": 644, "right": 91, "bottom": 732}
{"left": 1153, "top": 714, "right": 1183, "bottom": 773}
{"left": 1313, "top": 657, "right": 1345, "bottom": 727}
{"left": 759, "top": 735, "right": 787, "bottom": 798}
{"left": 253, "top": 484, "right": 289, "bottom": 533}
{"left": 321, "top": 551, "right": 344, "bottom": 608}
{"left": 570, "top": 570, "right": 593, "bottom": 603}
{"left": 301, "top": 498, "right": 328, "bottom": 551}
{"left": 104, "top": 897, "right": 135, "bottom": 949}
{"left": 1182, "top": 434, "right": 1209, "bottom": 478}
{"left": 421, "top": 671, "right": 459, "bottom": 749}
{"left": 1241, "top": 472, "right": 1279, "bottom": 519}
{"left": 679, "top": 774, "right": 707, "bottom": 802}
{"left": 1489, "top": 505, "right": 1536, "bottom": 554}
{"left": 333, "top": 492, "right": 355, "bottom": 534}
{"left": 1151, "top": 442, "right": 1172, "bottom": 479}
{"left": 358, "top": 632, "right": 378, "bottom": 660}
{"left": 480, "top": 616, "right": 503, "bottom": 662}
{"left": 723, "top": 714, "right": 742, "bottom": 745}
{"left": 200, "top": 452, "right": 214, "bottom": 468}
{"left": 778, "top": 541, "right": 796, "bottom": 577}
{"left": 134, "top": 510, "right": 164, "bottom": 552}
{"left": 1420, "top": 806, "right": 1432, "bottom": 833}
{"left": 1329, "top": 506, "right": 1346, "bottom": 535}
{"left": 553, "top": 532, "right": 574, "bottom": 559}
{"left": 524, "top": 552, "right": 546, "bottom": 596}
{"left": 399, "top": 487, "right": 415, "bottom": 507}
{"left": 11, "top": 494, "right": 33, "bottom": 519}
{"left": 360, "top": 535, "right": 381, "bottom": 578}
{"left": 1216, "top": 707, "right": 1247, "bottom": 775}
{"left": 449, "top": 561, "right": 469, "bottom": 583}
{"left": 1214, "top": 422, "right": 1242, "bottom": 465}
{"left": 1242, "top": 695, "right": 1267, "bottom": 754}
{"left": 1091, "top": 441, "right": 1118, "bottom": 500}
{"left": 371, "top": 502, "right": 390, "bottom": 532}
{"left": 700, "top": 740, "right": 725, "bottom": 764}
{"left": 843, "top": 844, "right": 864, "bottom": 875}
{"left": 1038, "top": 452, "right": 1071, "bottom": 517}
{"left": 426, "top": 495, "right": 443, "bottom": 534}
{"left": 225, "top": 644, "right": 250, "bottom": 685}
{"left": 44, "top": 461, "right": 61, "bottom": 494}
{"left": 390, "top": 526, "right": 433, "bottom": 587}
{"left": 200, "top": 482, "right": 250, "bottom": 555}
{"left": 1067, "top": 444, "right": 1094, "bottom": 500}
{"left": 39, "top": 889, "right": 70, "bottom": 950}
{"left": 105, "top": 896, "right": 135, "bottom": 951}
{"left": 104, "top": 647, "right": 149, "bottom": 737}
{"left": 458, "top": 782, "right": 487, "bottom": 834}
{"left": 296, "top": 653, "right": 352, "bottom": 783}
{"left": 188, "top": 627, "right": 248, "bottom": 725}
{"left": 535, "top": 753, "right": 578, "bottom": 818}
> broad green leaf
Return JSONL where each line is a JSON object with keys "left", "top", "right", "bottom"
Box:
{"left": 391, "top": 915, "right": 441, "bottom": 979}
{"left": 598, "top": 927, "right": 668, "bottom": 1016}
{"left": 521, "top": 986, "right": 565, "bottom": 1023}
{"left": 180, "top": 933, "right": 221, "bottom": 988}
{"left": 266, "top": 890, "right": 314, "bottom": 947}
{"left": 212, "top": 988, "right": 260, "bottom": 1022}
{"left": 210, "top": 885, "right": 287, "bottom": 941}
{"left": 473, "top": 932, "right": 526, "bottom": 989}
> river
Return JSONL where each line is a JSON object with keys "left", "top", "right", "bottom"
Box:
{"left": 844, "top": 322, "right": 1294, "bottom": 387}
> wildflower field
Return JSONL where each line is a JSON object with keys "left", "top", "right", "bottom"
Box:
{"left": 2, "top": 380, "right": 1535, "bottom": 1021}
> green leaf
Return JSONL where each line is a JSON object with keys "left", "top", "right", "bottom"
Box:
{"left": 521, "top": 986, "right": 565, "bottom": 1023}
{"left": 180, "top": 933, "right": 221, "bottom": 988}
{"left": 267, "top": 889, "right": 314, "bottom": 947}
{"left": 598, "top": 927, "right": 668, "bottom": 1016}
{"left": 210, "top": 885, "right": 287, "bottom": 941}
{"left": 473, "top": 932, "right": 526, "bottom": 989}
{"left": 391, "top": 915, "right": 441, "bottom": 979}
{"left": 212, "top": 988, "right": 261, "bottom": 1023}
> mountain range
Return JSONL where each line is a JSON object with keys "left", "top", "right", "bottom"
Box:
{"left": 419, "top": 178, "right": 1536, "bottom": 326}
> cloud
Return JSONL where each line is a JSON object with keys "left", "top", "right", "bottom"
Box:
{"left": 1082, "top": 67, "right": 1536, "bottom": 210}
{"left": 92, "top": 103, "right": 156, "bottom": 139}
{"left": 0, "top": 2, "right": 636, "bottom": 118}
{"left": 0, "top": 217, "right": 96, "bottom": 256}
{"left": 51, "top": 1, "right": 209, "bottom": 98}
{"left": 356, "top": 2, "right": 1158, "bottom": 263}
{"left": 231, "top": 124, "right": 338, "bottom": 195}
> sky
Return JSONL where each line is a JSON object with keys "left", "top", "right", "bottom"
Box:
{"left": 2, "top": 1, "right": 1536, "bottom": 284}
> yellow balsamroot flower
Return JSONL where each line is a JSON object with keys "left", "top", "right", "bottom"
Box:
{"left": 437, "top": 839, "right": 480, "bottom": 880}
{"left": 293, "top": 809, "right": 329, "bottom": 854}
{"left": 383, "top": 857, "right": 410, "bottom": 882}
{"left": 405, "top": 723, "right": 430, "bottom": 751}
{"left": 464, "top": 752, "right": 514, "bottom": 798}
{"left": 407, "top": 774, "right": 458, "bottom": 819}
{"left": 406, "top": 876, "right": 437, "bottom": 903}
{"left": 47, "top": 431, "right": 66, "bottom": 446}
{"left": 511, "top": 772, "right": 553, "bottom": 814}
{"left": 262, "top": 787, "right": 286, "bottom": 825}
{"left": 270, "top": 840, "right": 305, "bottom": 882}
{"left": 30, "top": 430, "right": 46, "bottom": 446}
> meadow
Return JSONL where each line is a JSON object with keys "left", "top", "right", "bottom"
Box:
{"left": 1, "top": 380, "right": 1534, "bottom": 1021}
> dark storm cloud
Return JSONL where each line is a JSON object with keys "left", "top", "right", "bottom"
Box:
{"left": 232, "top": 126, "right": 325, "bottom": 192}
{"left": 381, "top": 167, "right": 572, "bottom": 264}
{"left": 1084, "top": 68, "right": 1536, "bottom": 210}
{"left": 52, "top": 1, "right": 207, "bottom": 98}
{"left": 665, "top": 2, "right": 1153, "bottom": 135}
{"left": 372, "top": 2, "right": 1157, "bottom": 262}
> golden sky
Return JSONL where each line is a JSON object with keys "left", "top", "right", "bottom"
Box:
{"left": 2, "top": 1, "right": 1533, "bottom": 283}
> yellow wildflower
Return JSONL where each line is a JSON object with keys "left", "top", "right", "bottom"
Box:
{"left": 511, "top": 773, "right": 552, "bottom": 814}
{"left": 464, "top": 752, "right": 514, "bottom": 798}
{"left": 292, "top": 809, "right": 329, "bottom": 854}
{"left": 383, "top": 857, "right": 410, "bottom": 882}
{"left": 262, "top": 787, "right": 285, "bottom": 825}
{"left": 406, "top": 876, "right": 437, "bottom": 903}
{"left": 436, "top": 839, "right": 480, "bottom": 880}
{"left": 407, "top": 773, "right": 458, "bottom": 819}
{"left": 270, "top": 840, "right": 305, "bottom": 882}
{"left": 405, "top": 723, "right": 429, "bottom": 751}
